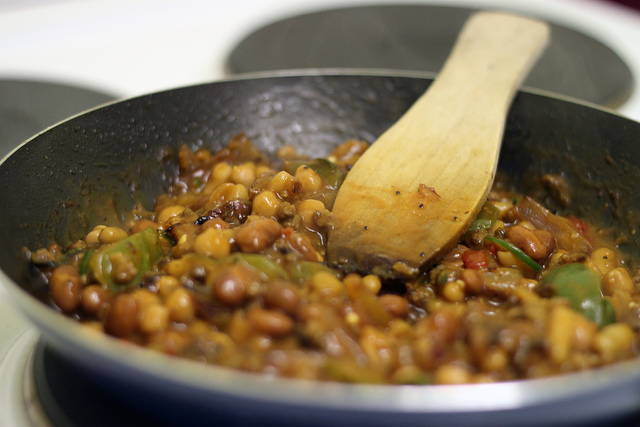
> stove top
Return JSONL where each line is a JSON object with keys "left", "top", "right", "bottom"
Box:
{"left": 1, "top": 0, "right": 640, "bottom": 426}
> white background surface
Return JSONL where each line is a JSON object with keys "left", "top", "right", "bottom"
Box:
{"left": 1, "top": 0, "right": 640, "bottom": 425}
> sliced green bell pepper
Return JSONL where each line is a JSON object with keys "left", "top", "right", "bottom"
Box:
{"left": 89, "top": 227, "right": 164, "bottom": 292}
{"left": 540, "top": 263, "right": 615, "bottom": 328}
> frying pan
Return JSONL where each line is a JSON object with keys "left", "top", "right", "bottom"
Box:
{"left": 2, "top": 72, "right": 640, "bottom": 426}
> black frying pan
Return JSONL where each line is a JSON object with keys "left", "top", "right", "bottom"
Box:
{"left": 2, "top": 72, "right": 640, "bottom": 426}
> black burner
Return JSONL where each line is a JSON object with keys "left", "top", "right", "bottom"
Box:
{"left": 32, "top": 341, "right": 160, "bottom": 427}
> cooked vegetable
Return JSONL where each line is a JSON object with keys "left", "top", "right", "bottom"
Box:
{"left": 485, "top": 235, "right": 542, "bottom": 272}
{"left": 89, "top": 227, "right": 164, "bottom": 292}
{"left": 540, "top": 263, "right": 615, "bottom": 328}
{"left": 512, "top": 197, "right": 592, "bottom": 254}
{"left": 30, "top": 136, "right": 640, "bottom": 385}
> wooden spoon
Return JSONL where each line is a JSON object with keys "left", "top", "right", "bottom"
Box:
{"left": 327, "top": 11, "right": 550, "bottom": 278}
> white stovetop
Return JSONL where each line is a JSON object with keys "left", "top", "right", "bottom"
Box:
{"left": 0, "top": 0, "right": 639, "bottom": 425}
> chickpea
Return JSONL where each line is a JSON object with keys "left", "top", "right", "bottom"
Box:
{"left": 296, "top": 199, "right": 326, "bottom": 229}
{"left": 362, "top": 274, "right": 382, "bottom": 294}
{"left": 50, "top": 265, "right": 82, "bottom": 312}
{"left": 442, "top": 280, "right": 465, "bottom": 303}
{"left": 165, "top": 288, "right": 195, "bottom": 323}
{"left": 433, "top": 363, "right": 473, "bottom": 384}
{"left": 311, "top": 271, "right": 344, "bottom": 296}
{"left": 138, "top": 304, "right": 170, "bottom": 334}
{"left": 193, "top": 227, "right": 230, "bottom": 259}
{"left": 252, "top": 190, "right": 280, "bottom": 218}
{"left": 98, "top": 226, "right": 128, "bottom": 244}
{"left": 268, "top": 171, "right": 300, "bottom": 200}
{"left": 247, "top": 307, "right": 294, "bottom": 338}
{"left": 589, "top": 247, "right": 618, "bottom": 275}
{"left": 158, "top": 205, "right": 186, "bottom": 224}
{"left": 211, "top": 162, "right": 232, "bottom": 183}
{"left": 156, "top": 275, "right": 180, "bottom": 298}
{"left": 85, "top": 225, "right": 106, "bottom": 245}
{"left": 235, "top": 217, "right": 283, "bottom": 253}
{"left": 593, "top": 323, "right": 635, "bottom": 363}
{"left": 601, "top": 267, "right": 635, "bottom": 296}
{"left": 230, "top": 162, "right": 256, "bottom": 188}
{"left": 295, "top": 165, "right": 323, "bottom": 193}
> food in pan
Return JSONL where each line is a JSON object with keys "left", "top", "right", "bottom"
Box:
{"left": 27, "top": 134, "right": 640, "bottom": 384}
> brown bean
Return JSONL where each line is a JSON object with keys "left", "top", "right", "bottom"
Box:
{"left": 50, "top": 265, "right": 82, "bottom": 312}
{"left": 460, "top": 269, "right": 483, "bottom": 294}
{"left": 505, "top": 225, "right": 553, "bottom": 261}
{"left": 247, "top": 307, "right": 294, "bottom": 338}
{"left": 379, "top": 294, "right": 409, "bottom": 318}
{"left": 263, "top": 282, "right": 300, "bottom": 314}
{"left": 81, "top": 285, "right": 111, "bottom": 317}
{"left": 212, "top": 267, "right": 248, "bottom": 306}
{"left": 234, "top": 217, "right": 283, "bottom": 253}
{"left": 105, "top": 294, "right": 139, "bottom": 338}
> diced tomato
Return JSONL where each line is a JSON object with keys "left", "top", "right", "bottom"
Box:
{"left": 567, "top": 215, "right": 593, "bottom": 241}
{"left": 462, "top": 250, "right": 490, "bottom": 269}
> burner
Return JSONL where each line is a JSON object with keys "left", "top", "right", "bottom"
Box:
{"left": 0, "top": 79, "right": 116, "bottom": 160}
{"left": 28, "top": 340, "right": 157, "bottom": 427}
{"left": 226, "top": 5, "right": 634, "bottom": 108}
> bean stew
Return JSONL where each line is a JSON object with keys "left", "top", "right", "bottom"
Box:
{"left": 27, "top": 134, "right": 640, "bottom": 385}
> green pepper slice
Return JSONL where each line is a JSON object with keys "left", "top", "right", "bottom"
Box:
{"left": 89, "top": 227, "right": 163, "bottom": 292}
{"left": 485, "top": 235, "right": 542, "bottom": 272}
{"left": 540, "top": 263, "right": 615, "bottom": 328}
{"left": 229, "top": 253, "right": 288, "bottom": 281}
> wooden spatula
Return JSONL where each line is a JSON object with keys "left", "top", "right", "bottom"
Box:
{"left": 327, "top": 11, "right": 550, "bottom": 278}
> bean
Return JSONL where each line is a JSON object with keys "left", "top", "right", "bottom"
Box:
{"left": 263, "top": 282, "right": 300, "bottom": 314}
{"left": 506, "top": 225, "right": 553, "bottom": 261}
{"left": 98, "top": 226, "right": 128, "bottom": 244}
{"left": 589, "top": 247, "right": 618, "bottom": 275}
{"left": 230, "top": 162, "right": 257, "bottom": 188}
{"left": 460, "top": 269, "right": 483, "bottom": 294}
{"left": 105, "top": 294, "right": 139, "bottom": 338}
{"left": 165, "top": 288, "right": 195, "bottom": 323}
{"left": 311, "top": 271, "right": 344, "bottom": 296}
{"left": 252, "top": 190, "right": 280, "bottom": 217}
{"left": 235, "top": 217, "right": 283, "bottom": 253}
{"left": 211, "top": 267, "right": 248, "bottom": 307}
{"left": 138, "top": 304, "right": 169, "bottom": 334}
{"left": 601, "top": 267, "right": 635, "bottom": 296}
{"left": 379, "top": 294, "right": 409, "bottom": 318}
{"left": 157, "top": 205, "right": 186, "bottom": 224}
{"left": 247, "top": 307, "right": 294, "bottom": 338}
{"left": 85, "top": 225, "right": 106, "bottom": 245}
{"left": 50, "top": 265, "right": 82, "bottom": 312}
{"left": 593, "top": 323, "right": 635, "bottom": 363}
{"left": 81, "top": 285, "right": 111, "bottom": 316}
{"left": 296, "top": 199, "right": 326, "bottom": 229}
{"left": 433, "top": 363, "right": 473, "bottom": 384}
{"left": 295, "top": 165, "right": 323, "bottom": 193}
{"left": 362, "top": 274, "right": 382, "bottom": 294}
{"left": 193, "top": 227, "right": 230, "bottom": 259}
{"left": 268, "top": 171, "right": 300, "bottom": 200}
